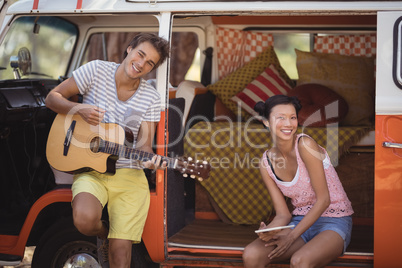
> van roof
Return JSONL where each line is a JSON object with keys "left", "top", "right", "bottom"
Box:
{"left": 7, "top": 0, "right": 402, "bottom": 15}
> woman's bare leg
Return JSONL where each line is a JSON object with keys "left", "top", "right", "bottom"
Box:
{"left": 290, "top": 230, "right": 344, "bottom": 268}
{"left": 243, "top": 230, "right": 306, "bottom": 268}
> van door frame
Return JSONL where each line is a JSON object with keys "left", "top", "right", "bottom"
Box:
{"left": 141, "top": 11, "right": 173, "bottom": 263}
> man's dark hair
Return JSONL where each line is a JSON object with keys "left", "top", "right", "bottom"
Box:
{"left": 123, "top": 33, "right": 170, "bottom": 69}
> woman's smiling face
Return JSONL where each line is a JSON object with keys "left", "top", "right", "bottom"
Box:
{"left": 268, "top": 104, "right": 298, "bottom": 140}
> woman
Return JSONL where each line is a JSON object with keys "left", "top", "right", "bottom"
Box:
{"left": 242, "top": 95, "right": 353, "bottom": 268}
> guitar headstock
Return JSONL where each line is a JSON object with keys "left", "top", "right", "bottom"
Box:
{"left": 174, "top": 156, "right": 211, "bottom": 181}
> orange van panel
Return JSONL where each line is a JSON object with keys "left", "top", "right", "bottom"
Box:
{"left": 374, "top": 115, "right": 402, "bottom": 267}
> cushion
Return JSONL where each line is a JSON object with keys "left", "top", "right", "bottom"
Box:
{"left": 287, "top": 84, "right": 349, "bottom": 127}
{"left": 295, "top": 49, "right": 375, "bottom": 126}
{"left": 214, "top": 95, "right": 237, "bottom": 122}
{"left": 208, "top": 46, "right": 294, "bottom": 119}
{"left": 230, "top": 64, "right": 293, "bottom": 117}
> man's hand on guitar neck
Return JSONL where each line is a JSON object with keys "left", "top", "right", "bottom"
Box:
{"left": 76, "top": 104, "right": 106, "bottom": 126}
{"left": 142, "top": 155, "right": 167, "bottom": 170}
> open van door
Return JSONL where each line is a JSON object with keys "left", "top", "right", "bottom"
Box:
{"left": 375, "top": 11, "right": 402, "bottom": 268}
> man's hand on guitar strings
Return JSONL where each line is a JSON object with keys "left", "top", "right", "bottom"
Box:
{"left": 142, "top": 155, "right": 167, "bottom": 170}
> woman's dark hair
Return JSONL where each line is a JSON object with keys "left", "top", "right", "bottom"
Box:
{"left": 123, "top": 33, "right": 170, "bottom": 69}
{"left": 254, "top": 95, "right": 302, "bottom": 119}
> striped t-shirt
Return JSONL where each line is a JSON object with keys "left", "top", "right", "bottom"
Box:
{"left": 72, "top": 60, "right": 161, "bottom": 169}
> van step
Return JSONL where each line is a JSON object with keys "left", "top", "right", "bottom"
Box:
{"left": 167, "top": 219, "right": 373, "bottom": 267}
{"left": 0, "top": 253, "right": 22, "bottom": 266}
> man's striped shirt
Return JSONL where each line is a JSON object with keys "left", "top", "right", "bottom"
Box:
{"left": 73, "top": 60, "right": 161, "bottom": 169}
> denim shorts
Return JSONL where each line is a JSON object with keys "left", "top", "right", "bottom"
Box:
{"left": 289, "top": 215, "right": 353, "bottom": 254}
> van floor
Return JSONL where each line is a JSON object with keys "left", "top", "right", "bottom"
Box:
{"left": 168, "top": 219, "right": 373, "bottom": 254}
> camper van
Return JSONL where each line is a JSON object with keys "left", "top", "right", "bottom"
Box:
{"left": 0, "top": 0, "right": 401, "bottom": 267}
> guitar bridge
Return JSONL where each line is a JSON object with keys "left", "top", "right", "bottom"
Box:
{"left": 63, "top": 120, "right": 76, "bottom": 156}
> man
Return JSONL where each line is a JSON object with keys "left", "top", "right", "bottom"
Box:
{"left": 45, "top": 33, "right": 170, "bottom": 267}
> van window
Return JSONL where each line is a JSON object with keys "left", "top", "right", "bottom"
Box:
{"left": 271, "top": 32, "right": 375, "bottom": 80}
{"left": 393, "top": 16, "right": 402, "bottom": 89}
{"left": 0, "top": 16, "right": 77, "bottom": 80}
{"left": 80, "top": 31, "right": 200, "bottom": 87}
{"left": 185, "top": 47, "right": 201, "bottom": 82}
{"left": 272, "top": 33, "right": 311, "bottom": 79}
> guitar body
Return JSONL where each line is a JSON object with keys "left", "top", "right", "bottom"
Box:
{"left": 47, "top": 114, "right": 211, "bottom": 180}
{"left": 46, "top": 114, "right": 125, "bottom": 174}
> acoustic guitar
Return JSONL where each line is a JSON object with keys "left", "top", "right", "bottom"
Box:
{"left": 46, "top": 113, "right": 211, "bottom": 181}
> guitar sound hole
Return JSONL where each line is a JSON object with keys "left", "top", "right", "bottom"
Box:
{"left": 90, "top": 137, "right": 100, "bottom": 153}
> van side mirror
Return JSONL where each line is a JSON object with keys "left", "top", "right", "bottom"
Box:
{"left": 9, "top": 47, "right": 32, "bottom": 79}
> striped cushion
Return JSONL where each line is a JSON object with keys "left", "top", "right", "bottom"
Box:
{"left": 231, "top": 64, "right": 293, "bottom": 117}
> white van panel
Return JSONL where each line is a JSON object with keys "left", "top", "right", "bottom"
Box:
{"left": 376, "top": 12, "right": 402, "bottom": 115}
{"left": 6, "top": 0, "right": 402, "bottom": 15}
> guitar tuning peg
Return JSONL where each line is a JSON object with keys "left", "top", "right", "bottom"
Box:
{"left": 202, "top": 160, "right": 208, "bottom": 165}
{"left": 197, "top": 177, "right": 203, "bottom": 182}
{"left": 188, "top": 157, "right": 193, "bottom": 161}
{"left": 190, "top": 175, "right": 195, "bottom": 179}
{"left": 183, "top": 174, "right": 188, "bottom": 178}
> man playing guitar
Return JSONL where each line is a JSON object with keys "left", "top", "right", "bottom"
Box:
{"left": 45, "top": 33, "right": 170, "bottom": 268}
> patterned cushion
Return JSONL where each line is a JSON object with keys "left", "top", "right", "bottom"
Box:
{"left": 208, "top": 46, "right": 294, "bottom": 119}
{"left": 287, "top": 84, "right": 349, "bottom": 127}
{"left": 295, "top": 49, "right": 375, "bottom": 126}
{"left": 230, "top": 64, "right": 293, "bottom": 117}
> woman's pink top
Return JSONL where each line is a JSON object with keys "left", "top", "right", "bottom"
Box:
{"left": 262, "top": 134, "right": 354, "bottom": 217}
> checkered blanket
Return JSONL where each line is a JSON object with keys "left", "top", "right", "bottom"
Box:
{"left": 184, "top": 122, "right": 371, "bottom": 224}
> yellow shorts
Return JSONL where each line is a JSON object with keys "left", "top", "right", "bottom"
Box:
{"left": 72, "top": 168, "right": 150, "bottom": 243}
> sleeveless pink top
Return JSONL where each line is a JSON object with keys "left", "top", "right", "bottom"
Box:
{"left": 262, "top": 134, "right": 354, "bottom": 217}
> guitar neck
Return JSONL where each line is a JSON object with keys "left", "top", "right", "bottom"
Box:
{"left": 99, "top": 139, "right": 174, "bottom": 167}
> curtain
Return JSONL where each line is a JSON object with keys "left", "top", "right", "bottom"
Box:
{"left": 215, "top": 27, "right": 274, "bottom": 80}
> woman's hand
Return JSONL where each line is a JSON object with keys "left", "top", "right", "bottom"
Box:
{"left": 257, "top": 222, "right": 282, "bottom": 242}
{"left": 265, "top": 232, "right": 296, "bottom": 259}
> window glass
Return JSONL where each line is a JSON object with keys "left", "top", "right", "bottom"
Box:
{"left": 185, "top": 47, "right": 201, "bottom": 82}
{"left": 81, "top": 31, "right": 199, "bottom": 87}
{"left": 81, "top": 32, "right": 141, "bottom": 65}
{"left": 394, "top": 17, "right": 402, "bottom": 89}
{"left": 0, "top": 16, "right": 77, "bottom": 80}
{"left": 272, "top": 33, "right": 311, "bottom": 80}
